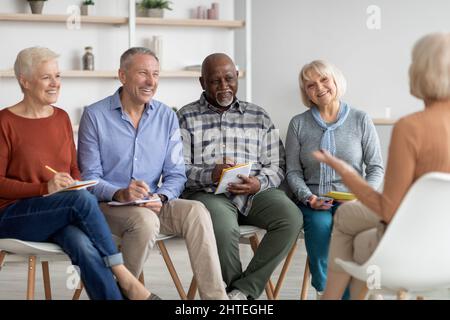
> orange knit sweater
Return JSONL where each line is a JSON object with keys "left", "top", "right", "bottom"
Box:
{"left": 0, "top": 107, "right": 80, "bottom": 210}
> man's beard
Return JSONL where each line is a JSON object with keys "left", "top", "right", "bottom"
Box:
{"left": 216, "top": 90, "right": 234, "bottom": 107}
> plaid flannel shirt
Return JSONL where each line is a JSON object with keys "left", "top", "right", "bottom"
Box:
{"left": 177, "top": 93, "right": 286, "bottom": 215}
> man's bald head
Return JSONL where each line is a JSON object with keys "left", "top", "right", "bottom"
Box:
{"left": 201, "top": 53, "right": 236, "bottom": 78}
{"left": 200, "top": 53, "right": 239, "bottom": 109}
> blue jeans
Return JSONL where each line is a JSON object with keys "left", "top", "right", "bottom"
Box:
{"left": 0, "top": 190, "right": 123, "bottom": 300}
{"left": 299, "top": 202, "right": 350, "bottom": 299}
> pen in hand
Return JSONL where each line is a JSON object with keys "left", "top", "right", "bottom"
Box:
{"left": 45, "top": 165, "right": 58, "bottom": 174}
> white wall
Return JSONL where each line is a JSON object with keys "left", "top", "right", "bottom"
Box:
{"left": 250, "top": 0, "right": 450, "bottom": 141}
{"left": 0, "top": 0, "right": 237, "bottom": 125}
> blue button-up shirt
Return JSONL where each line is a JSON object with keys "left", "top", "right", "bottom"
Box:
{"left": 78, "top": 88, "right": 187, "bottom": 201}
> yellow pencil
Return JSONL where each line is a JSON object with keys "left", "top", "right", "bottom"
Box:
{"left": 45, "top": 165, "right": 58, "bottom": 174}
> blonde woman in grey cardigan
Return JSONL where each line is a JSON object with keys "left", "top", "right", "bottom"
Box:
{"left": 285, "top": 60, "right": 384, "bottom": 299}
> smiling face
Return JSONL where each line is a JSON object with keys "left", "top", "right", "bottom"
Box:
{"left": 21, "top": 59, "right": 60, "bottom": 105}
{"left": 200, "top": 54, "right": 239, "bottom": 108}
{"left": 304, "top": 70, "right": 337, "bottom": 108}
{"left": 119, "top": 53, "right": 160, "bottom": 106}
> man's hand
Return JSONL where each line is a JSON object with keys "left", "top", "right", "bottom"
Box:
{"left": 113, "top": 180, "right": 151, "bottom": 202}
{"left": 140, "top": 194, "right": 163, "bottom": 214}
{"left": 212, "top": 163, "right": 235, "bottom": 183}
{"left": 226, "top": 175, "right": 261, "bottom": 195}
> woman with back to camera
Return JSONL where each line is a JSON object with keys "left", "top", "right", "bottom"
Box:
{"left": 313, "top": 32, "right": 450, "bottom": 299}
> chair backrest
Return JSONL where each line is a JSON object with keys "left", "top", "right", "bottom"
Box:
{"left": 362, "top": 172, "right": 450, "bottom": 291}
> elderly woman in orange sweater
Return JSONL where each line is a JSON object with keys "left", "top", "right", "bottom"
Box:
{"left": 313, "top": 32, "right": 450, "bottom": 299}
{"left": 0, "top": 47, "right": 156, "bottom": 300}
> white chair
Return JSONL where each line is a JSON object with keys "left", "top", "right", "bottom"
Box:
{"left": 186, "top": 225, "right": 302, "bottom": 300}
{"left": 112, "top": 233, "right": 193, "bottom": 300}
{"left": 336, "top": 172, "right": 450, "bottom": 299}
{"left": 0, "top": 239, "right": 76, "bottom": 300}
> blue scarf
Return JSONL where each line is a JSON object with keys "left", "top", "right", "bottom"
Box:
{"left": 311, "top": 102, "right": 351, "bottom": 196}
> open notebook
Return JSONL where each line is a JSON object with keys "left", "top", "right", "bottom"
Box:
{"left": 45, "top": 180, "right": 98, "bottom": 196}
{"left": 215, "top": 163, "right": 252, "bottom": 195}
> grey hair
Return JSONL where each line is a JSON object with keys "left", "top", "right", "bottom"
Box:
{"left": 409, "top": 32, "right": 450, "bottom": 101}
{"left": 298, "top": 60, "right": 347, "bottom": 108}
{"left": 14, "top": 47, "right": 59, "bottom": 91}
{"left": 120, "top": 47, "right": 159, "bottom": 70}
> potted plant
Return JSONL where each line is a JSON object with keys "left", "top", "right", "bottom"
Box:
{"left": 80, "top": 0, "right": 95, "bottom": 16}
{"left": 140, "top": 0, "right": 173, "bottom": 18}
{"left": 135, "top": 1, "right": 146, "bottom": 17}
{"left": 27, "top": 0, "right": 47, "bottom": 15}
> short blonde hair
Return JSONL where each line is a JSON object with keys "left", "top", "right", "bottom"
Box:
{"left": 298, "top": 60, "right": 347, "bottom": 108}
{"left": 14, "top": 47, "right": 59, "bottom": 89}
{"left": 409, "top": 33, "right": 450, "bottom": 101}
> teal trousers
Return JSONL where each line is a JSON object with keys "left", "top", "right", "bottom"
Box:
{"left": 187, "top": 188, "right": 302, "bottom": 299}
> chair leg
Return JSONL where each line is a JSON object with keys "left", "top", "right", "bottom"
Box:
{"left": 41, "top": 261, "right": 52, "bottom": 300}
{"left": 273, "top": 242, "right": 298, "bottom": 299}
{"left": 72, "top": 281, "right": 84, "bottom": 300}
{"left": 138, "top": 271, "right": 145, "bottom": 286}
{"left": 27, "top": 256, "right": 36, "bottom": 300}
{"left": 248, "top": 234, "right": 275, "bottom": 300}
{"left": 157, "top": 241, "right": 188, "bottom": 300}
{"left": 187, "top": 276, "right": 197, "bottom": 300}
{"left": 0, "top": 251, "right": 6, "bottom": 269}
{"left": 300, "top": 256, "right": 310, "bottom": 300}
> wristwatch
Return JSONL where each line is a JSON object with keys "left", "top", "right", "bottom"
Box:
{"left": 158, "top": 194, "right": 168, "bottom": 204}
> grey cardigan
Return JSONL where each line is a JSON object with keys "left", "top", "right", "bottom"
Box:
{"left": 285, "top": 106, "right": 384, "bottom": 205}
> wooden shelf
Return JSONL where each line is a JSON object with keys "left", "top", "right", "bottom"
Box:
{"left": 0, "top": 69, "right": 245, "bottom": 79}
{"left": 373, "top": 118, "right": 396, "bottom": 125}
{"left": 136, "top": 17, "right": 244, "bottom": 29}
{"left": 0, "top": 13, "right": 244, "bottom": 29}
{"left": 0, "top": 13, "right": 127, "bottom": 25}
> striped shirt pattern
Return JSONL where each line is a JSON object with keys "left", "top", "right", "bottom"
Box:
{"left": 177, "top": 93, "right": 286, "bottom": 215}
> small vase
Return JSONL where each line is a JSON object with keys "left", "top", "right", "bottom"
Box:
{"left": 29, "top": 1, "right": 45, "bottom": 14}
{"left": 80, "top": 5, "right": 95, "bottom": 16}
{"left": 147, "top": 8, "right": 164, "bottom": 18}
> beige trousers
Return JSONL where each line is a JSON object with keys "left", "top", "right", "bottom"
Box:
{"left": 328, "top": 201, "right": 386, "bottom": 298}
{"left": 100, "top": 199, "right": 227, "bottom": 299}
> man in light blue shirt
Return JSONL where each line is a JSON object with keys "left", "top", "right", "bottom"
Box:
{"left": 78, "top": 47, "right": 227, "bottom": 300}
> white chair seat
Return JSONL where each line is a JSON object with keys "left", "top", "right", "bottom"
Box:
{"left": 0, "top": 238, "right": 74, "bottom": 299}
{"left": 0, "top": 238, "right": 65, "bottom": 255}
{"left": 239, "top": 225, "right": 263, "bottom": 236}
{"left": 0, "top": 238, "right": 69, "bottom": 264}
{"left": 335, "top": 172, "right": 450, "bottom": 299}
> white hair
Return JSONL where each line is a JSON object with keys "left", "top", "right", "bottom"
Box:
{"left": 14, "top": 47, "right": 59, "bottom": 91}
{"left": 409, "top": 32, "right": 450, "bottom": 101}
{"left": 299, "top": 60, "right": 347, "bottom": 108}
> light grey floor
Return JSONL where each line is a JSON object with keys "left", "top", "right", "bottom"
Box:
{"left": 0, "top": 237, "right": 316, "bottom": 300}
